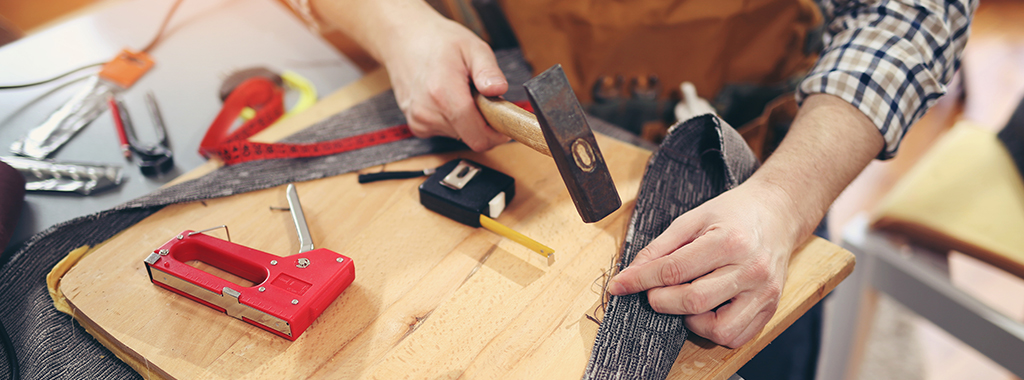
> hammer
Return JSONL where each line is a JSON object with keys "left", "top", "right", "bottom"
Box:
{"left": 474, "top": 65, "right": 621, "bottom": 223}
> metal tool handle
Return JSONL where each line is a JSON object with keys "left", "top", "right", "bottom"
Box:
{"left": 11, "top": 76, "right": 116, "bottom": 158}
{"left": 286, "top": 184, "right": 314, "bottom": 253}
{"left": 473, "top": 92, "right": 551, "bottom": 157}
{"left": 144, "top": 91, "right": 170, "bottom": 147}
{"left": 357, "top": 169, "right": 433, "bottom": 183}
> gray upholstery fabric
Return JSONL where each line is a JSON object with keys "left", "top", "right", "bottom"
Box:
{"left": 0, "top": 49, "right": 654, "bottom": 380}
{"left": 583, "top": 114, "right": 759, "bottom": 379}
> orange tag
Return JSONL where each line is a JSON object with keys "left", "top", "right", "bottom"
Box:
{"left": 98, "top": 49, "right": 154, "bottom": 89}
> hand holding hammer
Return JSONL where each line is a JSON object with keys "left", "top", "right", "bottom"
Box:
{"left": 474, "top": 65, "right": 622, "bottom": 223}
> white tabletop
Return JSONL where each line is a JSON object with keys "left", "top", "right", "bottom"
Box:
{"left": 0, "top": 0, "right": 364, "bottom": 250}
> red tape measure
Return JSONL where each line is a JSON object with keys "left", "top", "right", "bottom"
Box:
{"left": 200, "top": 76, "right": 531, "bottom": 166}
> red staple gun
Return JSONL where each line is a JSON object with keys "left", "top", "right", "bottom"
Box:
{"left": 143, "top": 184, "right": 355, "bottom": 340}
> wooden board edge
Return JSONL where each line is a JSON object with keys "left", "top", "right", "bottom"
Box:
{"left": 719, "top": 239, "right": 856, "bottom": 376}
{"left": 48, "top": 225, "right": 138, "bottom": 313}
{"left": 64, "top": 293, "right": 174, "bottom": 380}
{"left": 47, "top": 242, "right": 175, "bottom": 379}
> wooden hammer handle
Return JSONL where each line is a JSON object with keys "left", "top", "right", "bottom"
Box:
{"left": 474, "top": 93, "right": 551, "bottom": 157}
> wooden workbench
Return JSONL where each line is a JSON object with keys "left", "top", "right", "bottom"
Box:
{"left": 50, "top": 69, "right": 854, "bottom": 380}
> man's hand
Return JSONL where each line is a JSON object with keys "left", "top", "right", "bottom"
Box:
{"left": 315, "top": 0, "right": 510, "bottom": 152}
{"left": 608, "top": 94, "right": 884, "bottom": 348}
{"left": 607, "top": 179, "right": 800, "bottom": 348}
{"left": 381, "top": 15, "right": 510, "bottom": 151}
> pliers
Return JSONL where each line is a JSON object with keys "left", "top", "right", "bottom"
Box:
{"left": 110, "top": 92, "right": 174, "bottom": 176}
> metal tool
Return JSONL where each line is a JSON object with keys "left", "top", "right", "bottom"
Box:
{"left": 0, "top": 156, "right": 123, "bottom": 195}
{"left": 474, "top": 64, "right": 621, "bottom": 223}
{"left": 10, "top": 76, "right": 118, "bottom": 158}
{"left": 114, "top": 93, "right": 174, "bottom": 176}
{"left": 357, "top": 167, "right": 436, "bottom": 183}
{"left": 143, "top": 184, "right": 355, "bottom": 341}
{"left": 286, "top": 183, "right": 314, "bottom": 254}
{"left": 10, "top": 49, "right": 155, "bottom": 159}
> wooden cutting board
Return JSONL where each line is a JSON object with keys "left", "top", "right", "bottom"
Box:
{"left": 53, "top": 71, "right": 854, "bottom": 380}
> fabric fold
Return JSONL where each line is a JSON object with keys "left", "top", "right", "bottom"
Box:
{"left": 583, "top": 114, "right": 759, "bottom": 380}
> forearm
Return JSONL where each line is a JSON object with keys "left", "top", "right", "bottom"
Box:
{"left": 311, "top": 0, "right": 439, "bottom": 63}
{"left": 805, "top": 0, "right": 975, "bottom": 159}
{"left": 748, "top": 93, "right": 884, "bottom": 245}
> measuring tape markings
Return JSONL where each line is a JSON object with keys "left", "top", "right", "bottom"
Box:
{"left": 211, "top": 124, "right": 414, "bottom": 165}
{"left": 201, "top": 77, "right": 533, "bottom": 166}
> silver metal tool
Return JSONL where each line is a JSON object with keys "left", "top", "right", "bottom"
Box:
{"left": 285, "top": 183, "right": 314, "bottom": 254}
{"left": 10, "top": 76, "right": 118, "bottom": 158}
{"left": 1, "top": 156, "right": 123, "bottom": 195}
{"left": 116, "top": 94, "right": 174, "bottom": 176}
{"left": 144, "top": 92, "right": 170, "bottom": 149}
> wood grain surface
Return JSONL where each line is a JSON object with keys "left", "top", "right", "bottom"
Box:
{"left": 55, "top": 70, "right": 854, "bottom": 380}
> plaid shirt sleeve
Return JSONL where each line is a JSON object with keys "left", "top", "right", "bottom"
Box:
{"left": 798, "top": 0, "right": 977, "bottom": 159}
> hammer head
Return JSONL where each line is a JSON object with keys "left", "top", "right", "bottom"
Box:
{"left": 525, "top": 65, "right": 622, "bottom": 223}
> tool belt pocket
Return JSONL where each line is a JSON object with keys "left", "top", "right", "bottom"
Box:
{"left": 500, "top": 0, "right": 822, "bottom": 106}
{"left": 734, "top": 93, "right": 800, "bottom": 162}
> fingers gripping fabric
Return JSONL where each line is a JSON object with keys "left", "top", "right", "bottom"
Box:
{"left": 583, "top": 114, "right": 759, "bottom": 380}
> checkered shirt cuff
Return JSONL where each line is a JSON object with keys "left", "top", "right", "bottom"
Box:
{"left": 798, "top": 0, "right": 976, "bottom": 159}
